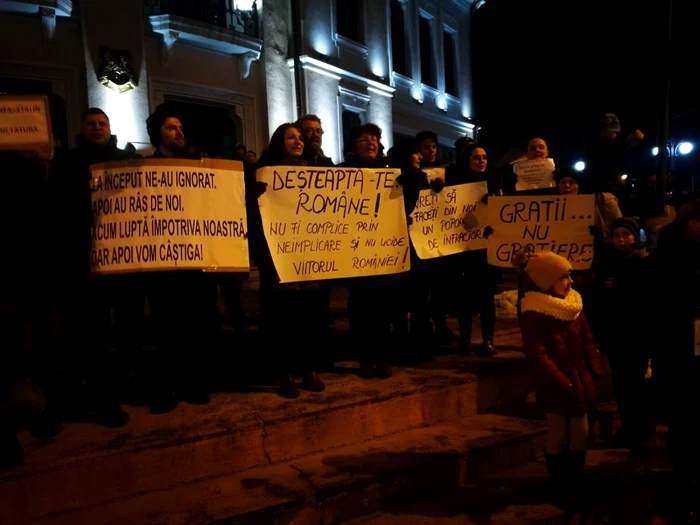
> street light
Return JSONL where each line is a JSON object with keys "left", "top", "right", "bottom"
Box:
{"left": 652, "top": 139, "right": 696, "bottom": 193}
{"left": 574, "top": 161, "right": 585, "bottom": 171}
{"left": 678, "top": 141, "right": 693, "bottom": 155}
{"left": 652, "top": 140, "right": 694, "bottom": 159}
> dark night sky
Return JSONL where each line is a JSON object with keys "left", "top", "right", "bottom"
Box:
{"left": 471, "top": 0, "right": 700, "bottom": 168}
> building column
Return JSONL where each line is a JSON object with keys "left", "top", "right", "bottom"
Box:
{"left": 460, "top": 14, "right": 473, "bottom": 121}
{"left": 264, "top": 0, "right": 296, "bottom": 137}
{"left": 303, "top": 67, "right": 341, "bottom": 163}
{"left": 405, "top": 1, "right": 422, "bottom": 101}
{"left": 80, "top": 0, "right": 151, "bottom": 151}
{"left": 367, "top": 91, "right": 394, "bottom": 151}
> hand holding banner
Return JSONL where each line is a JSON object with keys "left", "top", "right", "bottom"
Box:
{"left": 256, "top": 166, "right": 410, "bottom": 283}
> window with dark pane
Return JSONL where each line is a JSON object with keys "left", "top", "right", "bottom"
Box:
{"left": 390, "top": 0, "right": 407, "bottom": 76}
{"left": 444, "top": 31, "right": 458, "bottom": 96}
{"left": 419, "top": 16, "right": 434, "bottom": 87}
{"left": 342, "top": 110, "right": 362, "bottom": 157}
{"left": 336, "top": 0, "right": 362, "bottom": 43}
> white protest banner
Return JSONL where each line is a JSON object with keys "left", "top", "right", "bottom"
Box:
{"left": 409, "top": 181, "right": 488, "bottom": 259}
{"left": 422, "top": 167, "right": 445, "bottom": 182}
{"left": 0, "top": 94, "right": 52, "bottom": 150}
{"left": 256, "top": 166, "right": 410, "bottom": 283}
{"left": 487, "top": 194, "right": 595, "bottom": 270}
{"left": 514, "top": 158, "right": 555, "bottom": 191}
{"left": 90, "top": 158, "right": 249, "bottom": 274}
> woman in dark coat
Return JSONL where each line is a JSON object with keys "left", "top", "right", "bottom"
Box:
{"left": 434, "top": 143, "right": 501, "bottom": 355}
{"left": 518, "top": 250, "right": 602, "bottom": 511}
{"left": 249, "top": 123, "right": 329, "bottom": 399}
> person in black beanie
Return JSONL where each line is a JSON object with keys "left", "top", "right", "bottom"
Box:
{"left": 592, "top": 216, "right": 656, "bottom": 454}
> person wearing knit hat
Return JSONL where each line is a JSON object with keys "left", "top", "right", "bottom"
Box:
{"left": 553, "top": 167, "right": 581, "bottom": 196}
{"left": 592, "top": 214, "right": 653, "bottom": 457}
{"left": 601, "top": 113, "right": 621, "bottom": 140}
{"left": 519, "top": 249, "right": 601, "bottom": 511}
{"left": 610, "top": 217, "right": 643, "bottom": 254}
{"left": 523, "top": 251, "right": 574, "bottom": 293}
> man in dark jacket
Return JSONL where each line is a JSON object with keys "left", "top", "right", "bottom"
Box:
{"left": 49, "top": 108, "right": 133, "bottom": 429}
{"left": 144, "top": 104, "right": 218, "bottom": 414}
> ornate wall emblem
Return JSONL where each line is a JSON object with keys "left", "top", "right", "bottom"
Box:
{"left": 97, "top": 46, "right": 139, "bottom": 93}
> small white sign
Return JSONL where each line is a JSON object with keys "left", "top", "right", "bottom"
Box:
{"left": 514, "top": 158, "right": 555, "bottom": 191}
{"left": 0, "top": 94, "right": 52, "bottom": 150}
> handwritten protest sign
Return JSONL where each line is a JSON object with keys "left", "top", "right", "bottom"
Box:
{"left": 409, "top": 181, "right": 488, "bottom": 259}
{"left": 90, "top": 158, "right": 249, "bottom": 274}
{"left": 256, "top": 166, "right": 410, "bottom": 283}
{"left": 487, "top": 194, "right": 595, "bottom": 269}
{"left": 514, "top": 158, "right": 555, "bottom": 191}
{"left": 0, "top": 94, "right": 52, "bottom": 150}
{"left": 422, "top": 167, "right": 445, "bottom": 182}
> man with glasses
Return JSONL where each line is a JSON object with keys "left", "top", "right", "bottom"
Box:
{"left": 295, "top": 114, "right": 335, "bottom": 167}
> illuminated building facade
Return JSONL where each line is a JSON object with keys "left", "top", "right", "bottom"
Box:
{"left": 0, "top": 0, "right": 480, "bottom": 159}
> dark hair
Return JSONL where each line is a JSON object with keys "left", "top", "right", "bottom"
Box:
{"left": 415, "top": 130, "right": 438, "bottom": 147}
{"left": 457, "top": 143, "right": 487, "bottom": 169}
{"left": 82, "top": 107, "right": 109, "bottom": 123}
{"left": 296, "top": 114, "right": 322, "bottom": 127}
{"left": 258, "top": 123, "right": 305, "bottom": 166}
{"left": 389, "top": 138, "right": 419, "bottom": 170}
{"left": 553, "top": 166, "right": 580, "bottom": 184}
{"left": 347, "top": 123, "right": 382, "bottom": 155}
{"left": 454, "top": 136, "right": 475, "bottom": 153}
{"left": 146, "top": 104, "right": 183, "bottom": 147}
{"left": 527, "top": 136, "right": 548, "bottom": 148}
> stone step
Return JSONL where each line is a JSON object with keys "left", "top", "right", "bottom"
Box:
{"left": 13, "top": 413, "right": 548, "bottom": 525}
{"left": 496, "top": 394, "right": 621, "bottom": 447}
{"left": 2, "top": 353, "right": 534, "bottom": 525}
{"left": 343, "top": 442, "right": 673, "bottom": 525}
{"left": 343, "top": 502, "right": 565, "bottom": 525}
{"left": 473, "top": 445, "right": 673, "bottom": 524}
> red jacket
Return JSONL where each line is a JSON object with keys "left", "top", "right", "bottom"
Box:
{"left": 520, "top": 290, "right": 602, "bottom": 417}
